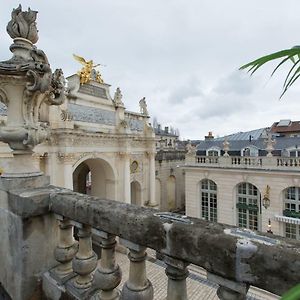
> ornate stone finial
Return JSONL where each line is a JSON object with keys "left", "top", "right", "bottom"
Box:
{"left": 0, "top": 6, "right": 65, "bottom": 177}
{"left": 7, "top": 5, "right": 39, "bottom": 43}
{"left": 73, "top": 54, "right": 104, "bottom": 85}
{"left": 223, "top": 137, "right": 230, "bottom": 157}
{"left": 114, "top": 87, "right": 124, "bottom": 106}
{"left": 264, "top": 131, "right": 276, "bottom": 157}
{"left": 139, "top": 97, "right": 148, "bottom": 115}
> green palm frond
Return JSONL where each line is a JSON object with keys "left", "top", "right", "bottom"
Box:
{"left": 239, "top": 46, "right": 300, "bottom": 98}
{"left": 281, "top": 284, "right": 300, "bottom": 300}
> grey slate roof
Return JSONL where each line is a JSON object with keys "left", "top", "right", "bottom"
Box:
{"left": 214, "top": 128, "right": 266, "bottom": 141}
{"left": 196, "top": 136, "right": 300, "bottom": 151}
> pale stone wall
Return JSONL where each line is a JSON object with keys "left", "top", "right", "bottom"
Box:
{"left": 185, "top": 166, "right": 300, "bottom": 236}
{"left": 156, "top": 159, "right": 185, "bottom": 211}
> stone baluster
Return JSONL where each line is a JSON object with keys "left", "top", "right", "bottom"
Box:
{"left": 72, "top": 223, "right": 98, "bottom": 289}
{"left": 53, "top": 215, "right": 78, "bottom": 282}
{"left": 164, "top": 255, "right": 189, "bottom": 300}
{"left": 120, "top": 239, "right": 153, "bottom": 300}
{"left": 207, "top": 273, "right": 249, "bottom": 300}
{"left": 93, "top": 230, "right": 121, "bottom": 299}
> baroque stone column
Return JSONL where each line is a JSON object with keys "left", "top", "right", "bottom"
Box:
{"left": 120, "top": 239, "right": 153, "bottom": 300}
{"left": 93, "top": 230, "right": 121, "bottom": 299}
{"left": 147, "top": 152, "right": 157, "bottom": 207}
{"left": 164, "top": 255, "right": 189, "bottom": 300}
{"left": 58, "top": 152, "right": 74, "bottom": 190}
{"left": 120, "top": 152, "right": 131, "bottom": 203}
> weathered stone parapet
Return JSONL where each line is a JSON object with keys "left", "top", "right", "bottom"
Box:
{"left": 49, "top": 191, "right": 300, "bottom": 296}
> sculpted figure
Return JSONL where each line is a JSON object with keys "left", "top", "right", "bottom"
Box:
{"left": 73, "top": 54, "right": 104, "bottom": 84}
{"left": 139, "top": 97, "right": 148, "bottom": 115}
{"left": 114, "top": 87, "right": 124, "bottom": 106}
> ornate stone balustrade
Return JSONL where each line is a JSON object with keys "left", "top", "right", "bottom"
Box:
{"left": 1, "top": 177, "right": 300, "bottom": 299}
{"left": 46, "top": 190, "right": 300, "bottom": 299}
{"left": 194, "top": 155, "right": 300, "bottom": 171}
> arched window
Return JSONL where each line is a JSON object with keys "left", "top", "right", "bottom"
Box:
{"left": 236, "top": 182, "right": 260, "bottom": 230}
{"left": 241, "top": 146, "right": 258, "bottom": 157}
{"left": 200, "top": 179, "right": 217, "bottom": 222}
{"left": 283, "top": 187, "right": 300, "bottom": 240}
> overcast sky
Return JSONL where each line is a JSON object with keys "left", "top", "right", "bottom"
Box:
{"left": 1, "top": 1, "right": 300, "bottom": 140}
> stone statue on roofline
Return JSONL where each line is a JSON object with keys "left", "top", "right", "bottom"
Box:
{"left": 223, "top": 137, "right": 230, "bottom": 157}
{"left": 264, "top": 131, "right": 276, "bottom": 157}
{"left": 139, "top": 97, "right": 148, "bottom": 115}
{"left": 114, "top": 87, "right": 124, "bottom": 107}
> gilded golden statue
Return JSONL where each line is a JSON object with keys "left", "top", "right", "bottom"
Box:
{"left": 73, "top": 54, "right": 104, "bottom": 85}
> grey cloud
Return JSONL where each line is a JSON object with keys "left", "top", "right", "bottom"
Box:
{"left": 167, "top": 76, "right": 203, "bottom": 104}
{"left": 1, "top": 0, "right": 300, "bottom": 140}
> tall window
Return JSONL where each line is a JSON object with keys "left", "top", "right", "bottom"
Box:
{"left": 236, "top": 182, "right": 260, "bottom": 230}
{"left": 200, "top": 179, "right": 217, "bottom": 222}
{"left": 283, "top": 187, "right": 300, "bottom": 240}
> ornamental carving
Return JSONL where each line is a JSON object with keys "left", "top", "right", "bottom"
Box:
{"left": 0, "top": 6, "right": 66, "bottom": 152}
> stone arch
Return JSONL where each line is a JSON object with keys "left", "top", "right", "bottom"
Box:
{"left": 131, "top": 180, "right": 142, "bottom": 205}
{"left": 167, "top": 175, "right": 176, "bottom": 211}
{"left": 155, "top": 178, "right": 161, "bottom": 207}
{"left": 73, "top": 156, "right": 116, "bottom": 200}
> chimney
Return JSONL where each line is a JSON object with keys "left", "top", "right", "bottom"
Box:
{"left": 165, "top": 126, "right": 169, "bottom": 134}
{"left": 205, "top": 131, "right": 214, "bottom": 141}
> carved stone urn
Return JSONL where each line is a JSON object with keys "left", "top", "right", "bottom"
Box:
{"left": 0, "top": 5, "right": 65, "bottom": 177}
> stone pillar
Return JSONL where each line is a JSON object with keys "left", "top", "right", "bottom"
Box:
{"left": 164, "top": 255, "right": 189, "bottom": 300}
{"left": 93, "top": 230, "right": 121, "bottom": 299}
{"left": 72, "top": 224, "right": 98, "bottom": 289}
{"left": 148, "top": 152, "right": 157, "bottom": 207}
{"left": 123, "top": 152, "right": 131, "bottom": 204}
{"left": 120, "top": 239, "right": 153, "bottom": 300}
{"left": 64, "top": 163, "right": 74, "bottom": 190}
{"left": 207, "top": 273, "right": 249, "bottom": 300}
{"left": 53, "top": 215, "right": 78, "bottom": 281}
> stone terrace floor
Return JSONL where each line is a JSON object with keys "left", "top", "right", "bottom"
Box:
{"left": 115, "top": 250, "right": 280, "bottom": 300}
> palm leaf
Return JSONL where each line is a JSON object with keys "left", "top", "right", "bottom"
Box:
{"left": 240, "top": 47, "right": 300, "bottom": 98}
{"left": 240, "top": 48, "right": 300, "bottom": 72}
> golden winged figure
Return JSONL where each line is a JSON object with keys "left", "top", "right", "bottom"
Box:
{"left": 73, "top": 54, "right": 104, "bottom": 85}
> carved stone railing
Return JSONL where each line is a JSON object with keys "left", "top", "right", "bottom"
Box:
{"left": 45, "top": 190, "right": 300, "bottom": 299}
{"left": 194, "top": 155, "right": 300, "bottom": 171}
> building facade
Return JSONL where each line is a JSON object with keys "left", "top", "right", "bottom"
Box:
{"left": 0, "top": 73, "right": 158, "bottom": 207}
{"left": 185, "top": 128, "right": 300, "bottom": 240}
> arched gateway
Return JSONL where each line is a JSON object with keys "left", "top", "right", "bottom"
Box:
{"left": 73, "top": 158, "right": 116, "bottom": 200}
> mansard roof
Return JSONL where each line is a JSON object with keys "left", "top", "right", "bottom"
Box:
{"left": 196, "top": 136, "right": 300, "bottom": 151}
